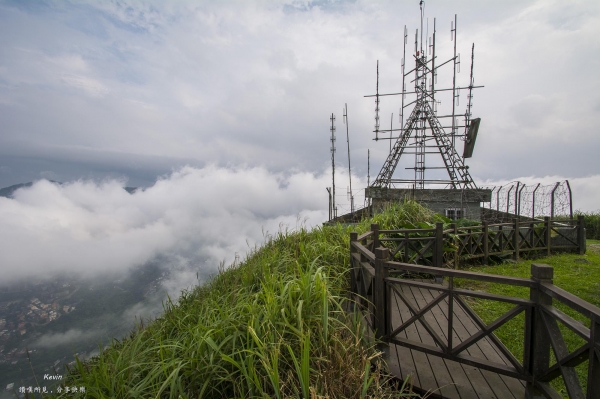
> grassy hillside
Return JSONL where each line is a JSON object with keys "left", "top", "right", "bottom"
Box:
{"left": 40, "top": 201, "right": 440, "bottom": 399}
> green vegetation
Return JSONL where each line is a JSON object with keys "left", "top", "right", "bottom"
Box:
{"left": 456, "top": 244, "right": 600, "bottom": 397}
{"left": 37, "top": 203, "right": 600, "bottom": 398}
{"left": 45, "top": 201, "right": 440, "bottom": 399}
{"left": 577, "top": 210, "right": 600, "bottom": 240}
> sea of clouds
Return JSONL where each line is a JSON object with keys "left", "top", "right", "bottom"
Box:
{"left": 1, "top": 165, "right": 598, "bottom": 288}
{"left": 0, "top": 165, "right": 366, "bottom": 286}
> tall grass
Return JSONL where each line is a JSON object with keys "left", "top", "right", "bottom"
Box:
{"left": 44, "top": 202, "right": 432, "bottom": 398}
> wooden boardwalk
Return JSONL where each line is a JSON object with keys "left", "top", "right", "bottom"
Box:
{"left": 382, "top": 280, "right": 526, "bottom": 399}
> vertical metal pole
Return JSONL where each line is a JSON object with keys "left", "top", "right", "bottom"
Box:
{"left": 551, "top": 181, "right": 560, "bottom": 218}
{"left": 344, "top": 104, "right": 354, "bottom": 214}
{"left": 465, "top": 43, "right": 475, "bottom": 132}
{"left": 330, "top": 114, "right": 336, "bottom": 219}
{"left": 518, "top": 184, "right": 526, "bottom": 217}
{"left": 367, "top": 150, "right": 370, "bottom": 187}
{"left": 375, "top": 61, "right": 380, "bottom": 140}
{"left": 507, "top": 185, "right": 514, "bottom": 215}
{"left": 514, "top": 182, "right": 520, "bottom": 215}
{"left": 565, "top": 180, "right": 573, "bottom": 219}
{"left": 389, "top": 113, "right": 393, "bottom": 154}
{"left": 431, "top": 18, "right": 436, "bottom": 104}
{"left": 451, "top": 15, "right": 458, "bottom": 184}
{"left": 497, "top": 186, "right": 501, "bottom": 212}
{"left": 367, "top": 149, "right": 371, "bottom": 211}
{"left": 400, "top": 25, "right": 407, "bottom": 146}
{"left": 532, "top": 183, "right": 540, "bottom": 219}
{"left": 326, "top": 187, "right": 332, "bottom": 221}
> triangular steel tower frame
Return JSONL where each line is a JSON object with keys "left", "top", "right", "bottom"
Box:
{"left": 367, "top": 1, "right": 483, "bottom": 190}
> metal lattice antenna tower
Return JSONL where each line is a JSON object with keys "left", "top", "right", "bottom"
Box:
{"left": 330, "top": 113, "right": 337, "bottom": 218}
{"left": 366, "top": 1, "right": 484, "bottom": 190}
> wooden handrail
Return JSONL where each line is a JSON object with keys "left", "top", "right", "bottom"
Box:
{"left": 350, "top": 241, "right": 375, "bottom": 262}
{"left": 540, "top": 283, "right": 600, "bottom": 320}
{"left": 384, "top": 261, "right": 535, "bottom": 287}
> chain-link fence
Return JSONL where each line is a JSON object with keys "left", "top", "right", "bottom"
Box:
{"left": 483, "top": 181, "right": 572, "bottom": 220}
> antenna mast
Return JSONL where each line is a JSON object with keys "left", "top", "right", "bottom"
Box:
{"left": 330, "top": 113, "right": 337, "bottom": 218}
{"left": 343, "top": 104, "right": 354, "bottom": 214}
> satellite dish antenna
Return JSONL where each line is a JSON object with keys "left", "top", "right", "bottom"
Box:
{"left": 463, "top": 117, "right": 481, "bottom": 158}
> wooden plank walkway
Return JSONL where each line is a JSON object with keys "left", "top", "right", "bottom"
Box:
{"left": 381, "top": 280, "right": 527, "bottom": 399}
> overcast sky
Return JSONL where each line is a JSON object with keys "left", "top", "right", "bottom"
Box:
{"left": 0, "top": 0, "right": 599, "bottom": 283}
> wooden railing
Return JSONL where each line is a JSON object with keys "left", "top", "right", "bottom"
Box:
{"left": 367, "top": 216, "right": 585, "bottom": 269}
{"left": 349, "top": 229, "right": 600, "bottom": 398}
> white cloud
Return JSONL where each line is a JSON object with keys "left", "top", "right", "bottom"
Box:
{"left": 0, "top": 166, "right": 366, "bottom": 283}
{"left": 32, "top": 328, "right": 105, "bottom": 349}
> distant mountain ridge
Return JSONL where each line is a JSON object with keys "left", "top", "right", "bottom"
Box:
{"left": 0, "top": 182, "right": 138, "bottom": 198}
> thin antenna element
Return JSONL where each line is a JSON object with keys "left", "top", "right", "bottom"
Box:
{"left": 330, "top": 113, "right": 336, "bottom": 218}
{"left": 390, "top": 113, "right": 393, "bottom": 154}
{"left": 367, "top": 149, "right": 370, "bottom": 187}
{"left": 375, "top": 61, "right": 380, "bottom": 140}
{"left": 465, "top": 43, "right": 475, "bottom": 134}
{"left": 343, "top": 103, "right": 354, "bottom": 213}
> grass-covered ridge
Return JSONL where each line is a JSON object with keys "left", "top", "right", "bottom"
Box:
{"left": 46, "top": 201, "right": 440, "bottom": 399}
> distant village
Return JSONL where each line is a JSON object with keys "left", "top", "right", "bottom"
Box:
{"left": 0, "top": 281, "right": 78, "bottom": 367}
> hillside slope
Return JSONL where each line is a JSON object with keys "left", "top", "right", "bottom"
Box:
{"left": 40, "top": 201, "right": 440, "bottom": 398}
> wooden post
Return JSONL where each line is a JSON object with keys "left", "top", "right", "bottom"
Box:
{"left": 588, "top": 315, "right": 600, "bottom": 399}
{"left": 435, "top": 222, "right": 443, "bottom": 268}
{"left": 350, "top": 232, "right": 358, "bottom": 295}
{"left": 371, "top": 223, "right": 380, "bottom": 252}
{"left": 544, "top": 217, "right": 551, "bottom": 257}
{"left": 513, "top": 218, "right": 520, "bottom": 261}
{"left": 483, "top": 221, "right": 489, "bottom": 265}
{"left": 577, "top": 215, "right": 586, "bottom": 255}
{"left": 451, "top": 223, "right": 458, "bottom": 269}
{"left": 374, "top": 247, "right": 390, "bottom": 340}
{"left": 527, "top": 264, "right": 554, "bottom": 398}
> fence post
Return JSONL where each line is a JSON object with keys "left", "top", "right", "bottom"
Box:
{"left": 577, "top": 215, "right": 586, "bottom": 255}
{"left": 513, "top": 218, "right": 520, "bottom": 261}
{"left": 483, "top": 221, "right": 489, "bottom": 265}
{"left": 374, "top": 247, "right": 390, "bottom": 340}
{"left": 435, "top": 222, "right": 444, "bottom": 268}
{"left": 372, "top": 223, "right": 380, "bottom": 252}
{"left": 350, "top": 232, "right": 358, "bottom": 295}
{"left": 544, "top": 217, "right": 551, "bottom": 257}
{"left": 527, "top": 263, "right": 554, "bottom": 398}
{"left": 588, "top": 315, "right": 600, "bottom": 398}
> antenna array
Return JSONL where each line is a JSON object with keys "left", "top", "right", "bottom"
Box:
{"left": 366, "top": 1, "right": 484, "bottom": 190}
